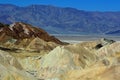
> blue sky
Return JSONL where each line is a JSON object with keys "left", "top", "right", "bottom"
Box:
{"left": 0, "top": 0, "right": 120, "bottom": 11}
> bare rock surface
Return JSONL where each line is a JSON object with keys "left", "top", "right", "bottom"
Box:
{"left": 0, "top": 50, "right": 37, "bottom": 80}
{"left": 0, "top": 22, "right": 119, "bottom": 80}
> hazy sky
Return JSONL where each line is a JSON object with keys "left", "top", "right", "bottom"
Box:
{"left": 0, "top": 0, "right": 120, "bottom": 11}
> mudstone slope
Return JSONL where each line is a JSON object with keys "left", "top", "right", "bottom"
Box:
{"left": 0, "top": 22, "right": 119, "bottom": 80}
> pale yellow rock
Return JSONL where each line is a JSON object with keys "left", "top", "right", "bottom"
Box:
{"left": 0, "top": 64, "right": 37, "bottom": 80}
{"left": 0, "top": 50, "right": 37, "bottom": 80}
{"left": 17, "top": 56, "right": 41, "bottom": 77}
{"left": 38, "top": 46, "right": 75, "bottom": 79}
{"left": 0, "top": 39, "right": 120, "bottom": 80}
{"left": 62, "top": 65, "right": 120, "bottom": 80}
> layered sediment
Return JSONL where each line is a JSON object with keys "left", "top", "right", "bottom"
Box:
{"left": 0, "top": 22, "right": 119, "bottom": 80}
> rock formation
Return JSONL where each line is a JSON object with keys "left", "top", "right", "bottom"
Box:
{"left": 37, "top": 39, "right": 119, "bottom": 80}
{"left": 0, "top": 22, "right": 119, "bottom": 80}
{"left": 0, "top": 22, "right": 63, "bottom": 44}
{"left": 0, "top": 50, "right": 37, "bottom": 80}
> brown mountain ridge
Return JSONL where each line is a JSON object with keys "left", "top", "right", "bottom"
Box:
{"left": 0, "top": 22, "right": 63, "bottom": 44}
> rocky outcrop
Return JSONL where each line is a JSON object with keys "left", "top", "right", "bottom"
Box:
{"left": 62, "top": 64, "right": 120, "bottom": 80}
{"left": 38, "top": 46, "right": 75, "bottom": 79}
{"left": 0, "top": 50, "right": 22, "bottom": 69}
{"left": 0, "top": 23, "right": 119, "bottom": 80}
{"left": 0, "top": 50, "right": 37, "bottom": 80}
{"left": 37, "top": 43, "right": 96, "bottom": 79}
{"left": 0, "top": 22, "right": 67, "bottom": 53}
{"left": 0, "top": 22, "right": 67, "bottom": 80}
{"left": 36, "top": 40, "right": 120, "bottom": 80}
{"left": 0, "top": 22, "right": 64, "bottom": 44}
{"left": 96, "top": 42, "right": 120, "bottom": 57}
{"left": 94, "top": 38, "right": 115, "bottom": 49}
{"left": 4, "top": 37, "right": 59, "bottom": 52}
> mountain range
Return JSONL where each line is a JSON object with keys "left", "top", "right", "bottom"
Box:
{"left": 0, "top": 4, "right": 120, "bottom": 35}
